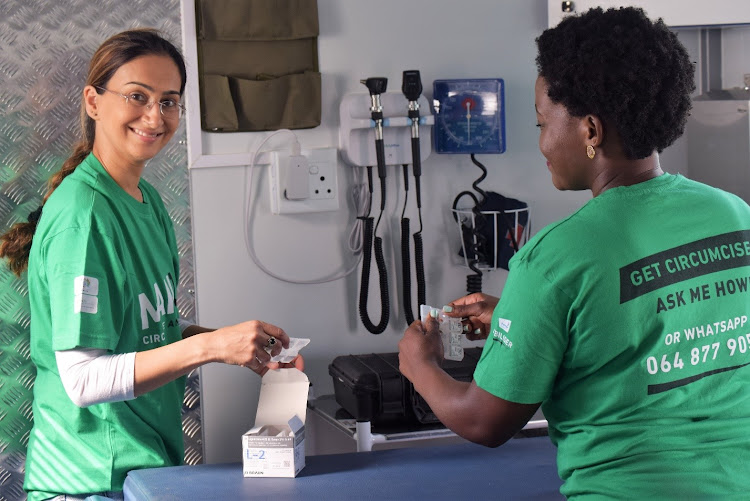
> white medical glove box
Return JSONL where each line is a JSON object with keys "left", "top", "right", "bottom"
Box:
{"left": 242, "top": 368, "right": 309, "bottom": 477}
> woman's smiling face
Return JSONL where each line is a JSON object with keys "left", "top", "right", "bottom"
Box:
{"left": 88, "top": 54, "right": 182, "bottom": 169}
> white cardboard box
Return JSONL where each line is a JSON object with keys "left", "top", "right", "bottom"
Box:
{"left": 242, "top": 368, "right": 309, "bottom": 477}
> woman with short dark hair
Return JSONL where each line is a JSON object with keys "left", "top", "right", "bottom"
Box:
{"left": 400, "top": 7, "right": 750, "bottom": 498}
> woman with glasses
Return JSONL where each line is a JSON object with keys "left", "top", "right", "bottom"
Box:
{"left": 0, "top": 29, "right": 301, "bottom": 500}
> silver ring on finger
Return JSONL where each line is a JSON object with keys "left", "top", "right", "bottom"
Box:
{"left": 264, "top": 336, "right": 276, "bottom": 354}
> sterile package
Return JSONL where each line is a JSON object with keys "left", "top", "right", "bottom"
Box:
{"left": 243, "top": 368, "right": 309, "bottom": 478}
{"left": 270, "top": 337, "right": 310, "bottom": 363}
{"left": 420, "top": 304, "right": 464, "bottom": 361}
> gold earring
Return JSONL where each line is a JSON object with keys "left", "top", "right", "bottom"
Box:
{"left": 586, "top": 144, "right": 595, "bottom": 159}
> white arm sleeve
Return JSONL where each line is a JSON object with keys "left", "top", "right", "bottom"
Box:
{"left": 56, "top": 348, "right": 136, "bottom": 407}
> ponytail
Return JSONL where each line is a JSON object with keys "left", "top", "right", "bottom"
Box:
{"left": 0, "top": 111, "right": 94, "bottom": 277}
{"left": 0, "top": 217, "right": 39, "bottom": 277}
{"left": 45, "top": 141, "right": 92, "bottom": 203}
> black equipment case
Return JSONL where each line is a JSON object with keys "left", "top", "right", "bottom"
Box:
{"left": 328, "top": 347, "right": 483, "bottom": 425}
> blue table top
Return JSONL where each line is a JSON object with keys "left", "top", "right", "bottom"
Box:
{"left": 124, "top": 436, "right": 562, "bottom": 500}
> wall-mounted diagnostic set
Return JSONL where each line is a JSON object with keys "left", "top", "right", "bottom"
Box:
{"left": 339, "top": 71, "right": 432, "bottom": 334}
{"left": 339, "top": 75, "right": 526, "bottom": 333}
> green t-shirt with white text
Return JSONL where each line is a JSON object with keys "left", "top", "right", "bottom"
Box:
{"left": 474, "top": 174, "right": 750, "bottom": 499}
{"left": 24, "top": 153, "right": 184, "bottom": 500}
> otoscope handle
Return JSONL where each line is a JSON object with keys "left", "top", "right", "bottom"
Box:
{"left": 411, "top": 137, "right": 421, "bottom": 177}
{"left": 402, "top": 70, "right": 423, "bottom": 177}
{"left": 411, "top": 137, "right": 422, "bottom": 208}
{"left": 375, "top": 139, "right": 387, "bottom": 179}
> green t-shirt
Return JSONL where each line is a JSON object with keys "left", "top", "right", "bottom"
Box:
{"left": 474, "top": 174, "right": 750, "bottom": 499}
{"left": 24, "top": 153, "right": 184, "bottom": 500}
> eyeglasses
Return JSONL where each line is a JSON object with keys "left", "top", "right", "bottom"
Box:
{"left": 95, "top": 86, "right": 185, "bottom": 119}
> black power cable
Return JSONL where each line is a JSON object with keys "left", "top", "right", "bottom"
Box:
{"left": 358, "top": 78, "right": 390, "bottom": 334}
{"left": 399, "top": 164, "right": 425, "bottom": 325}
{"left": 400, "top": 164, "right": 414, "bottom": 323}
{"left": 400, "top": 70, "right": 426, "bottom": 324}
{"left": 451, "top": 154, "right": 490, "bottom": 293}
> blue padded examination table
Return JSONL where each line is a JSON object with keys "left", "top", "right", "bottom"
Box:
{"left": 123, "top": 436, "right": 562, "bottom": 500}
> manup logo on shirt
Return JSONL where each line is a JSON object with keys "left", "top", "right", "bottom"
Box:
{"left": 138, "top": 273, "right": 177, "bottom": 330}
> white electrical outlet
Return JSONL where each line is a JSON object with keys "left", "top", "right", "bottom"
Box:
{"left": 269, "top": 147, "right": 340, "bottom": 214}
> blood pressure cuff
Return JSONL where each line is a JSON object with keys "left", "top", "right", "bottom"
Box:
{"left": 457, "top": 191, "right": 529, "bottom": 270}
{"left": 196, "top": 0, "right": 321, "bottom": 132}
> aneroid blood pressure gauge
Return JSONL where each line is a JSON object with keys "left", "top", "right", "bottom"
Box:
{"left": 432, "top": 78, "right": 506, "bottom": 154}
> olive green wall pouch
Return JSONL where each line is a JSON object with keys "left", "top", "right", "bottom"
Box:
{"left": 196, "top": 0, "right": 321, "bottom": 132}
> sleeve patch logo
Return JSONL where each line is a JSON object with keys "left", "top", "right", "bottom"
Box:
{"left": 498, "top": 318, "right": 512, "bottom": 333}
{"left": 74, "top": 275, "right": 99, "bottom": 314}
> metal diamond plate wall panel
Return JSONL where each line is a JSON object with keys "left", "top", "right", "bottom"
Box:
{"left": 0, "top": 1, "right": 199, "bottom": 499}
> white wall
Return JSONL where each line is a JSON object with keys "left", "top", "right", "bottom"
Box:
{"left": 190, "top": 0, "right": 750, "bottom": 463}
